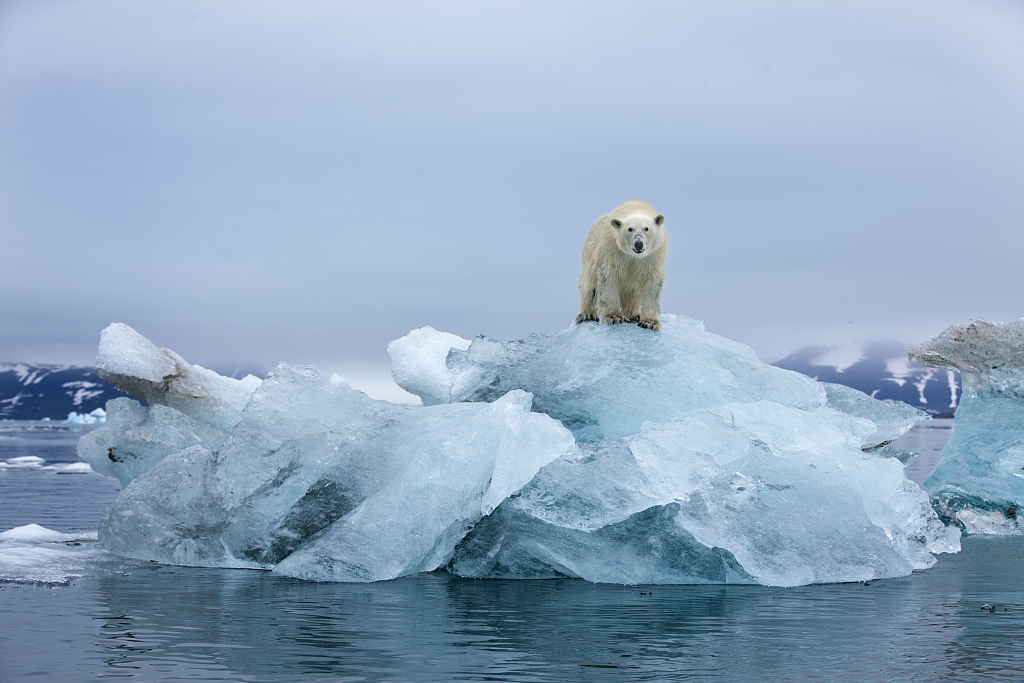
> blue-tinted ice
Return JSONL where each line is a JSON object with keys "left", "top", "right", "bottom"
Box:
{"left": 93, "top": 347, "right": 573, "bottom": 581}
{"left": 911, "top": 318, "right": 1024, "bottom": 534}
{"left": 85, "top": 318, "right": 959, "bottom": 585}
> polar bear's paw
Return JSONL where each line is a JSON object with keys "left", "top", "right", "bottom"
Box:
{"left": 637, "top": 318, "right": 662, "bottom": 331}
{"left": 575, "top": 313, "right": 599, "bottom": 324}
{"left": 601, "top": 313, "right": 627, "bottom": 325}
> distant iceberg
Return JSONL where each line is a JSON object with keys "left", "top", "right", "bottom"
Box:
{"left": 64, "top": 407, "right": 107, "bottom": 424}
{"left": 911, "top": 318, "right": 1024, "bottom": 535}
{"left": 83, "top": 317, "right": 959, "bottom": 585}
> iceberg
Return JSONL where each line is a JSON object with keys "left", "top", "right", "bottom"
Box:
{"left": 64, "top": 407, "right": 107, "bottom": 424}
{"left": 85, "top": 316, "right": 958, "bottom": 585}
{"left": 910, "top": 318, "right": 1024, "bottom": 534}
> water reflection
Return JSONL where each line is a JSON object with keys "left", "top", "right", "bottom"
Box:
{"left": 43, "top": 537, "right": 1010, "bottom": 682}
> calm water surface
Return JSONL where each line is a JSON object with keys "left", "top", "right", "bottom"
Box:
{"left": 2, "top": 419, "right": 1023, "bottom": 682}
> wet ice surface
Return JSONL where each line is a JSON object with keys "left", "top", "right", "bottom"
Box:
{"left": 6, "top": 419, "right": 1024, "bottom": 682}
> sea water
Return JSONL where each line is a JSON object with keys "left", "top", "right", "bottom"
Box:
{"left": 2, "top": 419, "right": 1023, "bottom": 682}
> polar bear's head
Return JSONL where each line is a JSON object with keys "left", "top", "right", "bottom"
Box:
{"left": 610, "top": 212, "right": 665, "bottom": 257}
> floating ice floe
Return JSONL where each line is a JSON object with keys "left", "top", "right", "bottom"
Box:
{"left": 85, "top": 317, "right": 958, "bottom": 586}
{"left": 45, "top": 462, "right": 95, "bottom": 474}
{"left": 0, "top": 524, "right": 131, "bottom": 585}
{"left": 911, "top": 318, "right": 1024, "bottom": 535}
{"left": 0, "top": 456, "right": 47, "bottom": 469}
{"left": 0, "top": 456, "right": 94, "bottom": 473}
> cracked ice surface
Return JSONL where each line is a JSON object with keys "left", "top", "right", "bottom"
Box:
{"left": 89, "top": 317, "right": 958, "bottom": 585}
{"left": 911, "top": 318, "right": 1024, "bottom": 534}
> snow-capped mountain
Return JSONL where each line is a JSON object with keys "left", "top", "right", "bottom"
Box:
{"left": 771, "top": 341, "right": 960, "bottom": 416}
{"left": 0, "top": 364, "right": 134, "bottom": 420}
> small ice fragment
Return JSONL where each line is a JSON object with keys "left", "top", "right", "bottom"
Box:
{"left": 388, "top": 326, "right": 471, "bottom": 406}
{"left": 64, "top": 407, "right": 107, "bottom": 424}
{"left": 0, "top": 456, "right": 46, "bottom": 469}
{"left": 0, "top": 524, "right": 95, "bottom": 542}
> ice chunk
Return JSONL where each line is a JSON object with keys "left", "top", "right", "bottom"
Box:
{"left": 450, "top": 407, "right": 957, "bottom": 586}
{"left": 0, "top": 457, "right": 93, "bottom": 474}
{"left": 954, "top": 509, "right": 1022, "bottom": 535}
{"left": 274, "top": 390, "right": 575, "bottom": 581}
{"left": 78, "top": 397, "right": 226, "bottom": 487}
{"left": 64, "top": 407, "right": 107, "bottom": 424}
{"left": 388, "top": 326, "right": 471, "bottom": 406}
{"left": 81, "top": 324, "right": 262, "bottom": 484}
{"left": 97, "top": 322, "right": 261, "bottom": 432}
{"left": 0, "top": 456, "right": 46, "bottom": 469}
{"left": 0, "top": 524, "right": 77, "bottom": 542}
{"left": 99, "top": 364, "right": 574, "bottom": 579}
{"left": 49, "top": 462, "right": 95, "bottom": 474}
{"left": 820, "top": 382, "right": 926, "bottom": 450}
{"left": 910, "top": 319, "right": 1024, "bottom": 533}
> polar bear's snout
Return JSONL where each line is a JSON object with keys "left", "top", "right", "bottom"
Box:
{"left": 632, "top": 234, "right": 645, "bottom": 253}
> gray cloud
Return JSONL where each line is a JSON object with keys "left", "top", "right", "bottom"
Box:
{"left": 2, "top": 0, "right": 1022, "bottom": 384}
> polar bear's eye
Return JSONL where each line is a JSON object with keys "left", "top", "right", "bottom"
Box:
{"left": 627, "top": 227, "right": 633, "bottom": 232}
{"left": 644, "top": 227, "right": 649, "bottom": 232}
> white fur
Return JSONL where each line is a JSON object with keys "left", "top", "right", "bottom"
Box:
{"left": 575, "top": 199, "right": 667, "bottom": 331}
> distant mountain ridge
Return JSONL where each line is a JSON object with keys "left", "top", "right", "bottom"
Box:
{"left": 3, "top": 348, "right": 955, "bottom": 420}
{"left": 0, "top": 364, "right": 134, "bottom": 420}
{"left": 1, "top": 363, "right": 268, "bottom": 420}
{"left": 771, "top": 341, "right": 960, "bottom": 416}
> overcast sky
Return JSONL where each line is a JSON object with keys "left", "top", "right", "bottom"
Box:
{"left": 2, "top": 0, "right": 1022, "bottom": 397}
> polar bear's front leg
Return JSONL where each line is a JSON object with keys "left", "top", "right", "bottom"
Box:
{"left": 596, "top": 271, "right": 626, "bottom": 325}
{"left": 575, "top": 269, "right": 600, "bottom": 324}
{"left": 636, "top": 277, "right": 664, "bottom": 331}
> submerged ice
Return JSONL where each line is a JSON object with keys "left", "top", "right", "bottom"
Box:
{"left": 911, "top": 318, "right": 1024, "bottom": 535}
{"left": 85, "top": 317, "right": 958, "bottom": 585}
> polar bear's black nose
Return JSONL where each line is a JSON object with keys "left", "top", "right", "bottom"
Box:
{"left": 632, "top": 240, "right": 644, "bottom": 253}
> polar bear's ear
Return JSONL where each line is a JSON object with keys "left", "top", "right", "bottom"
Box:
{"left": 610, "top": 219, "right": 622, "bottom": 229}
{"left": 654, "top": 214, "right": 665, "bottom": 227}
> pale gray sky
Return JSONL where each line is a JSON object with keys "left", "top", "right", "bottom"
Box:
{"left": 2, "top": 0, "right": 1023, "bottom": 397}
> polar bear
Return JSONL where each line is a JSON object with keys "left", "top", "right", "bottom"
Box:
{"left": 574, "top": 199, "right": 666, "bottom": 331}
